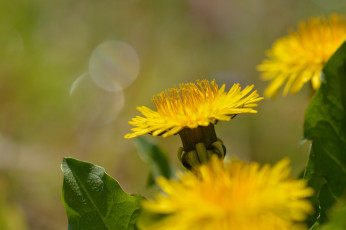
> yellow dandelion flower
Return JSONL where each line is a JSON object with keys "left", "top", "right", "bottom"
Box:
{"left": 258, "top": 14, "right": 346, "bottom": 97}
{"left": 125, "top": 80, "right": 263, "bottom": 169}
{"left": 125, "top": 79, "right": 263, "bottom": 139}
{"left": 139, "top": 157, "right": 313, "bottom": 230}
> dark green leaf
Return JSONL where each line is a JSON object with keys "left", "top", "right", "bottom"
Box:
{"left": 61, "top": 158, "right": 143, "bottom": 230}
{"left": 303, "top": 41, "right": 346, "bottom": 227}
{"left": 135, "top": 137, "right": 172, "bottom": 187}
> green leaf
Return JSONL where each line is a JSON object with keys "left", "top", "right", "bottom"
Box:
{"left": 61, "top": 158, "right": 143, "bottom": 230}
{"left": 303, "top": 41, "right": 346, "bottom": 227}
{"left": 135, "top": 137, "right": 173, "bottom": 187}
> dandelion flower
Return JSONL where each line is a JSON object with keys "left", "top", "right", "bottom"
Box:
{"left": 258, "top": 14, "right": 346, "bottom": 97}
{"left": 125, "top": 80, "right": 262, "bottom": 138}
{"left": 139, "top": 157, "right": 313, "bottom": 230}
{"left": 125, "top": 80, "right": 263, "bottom": 169}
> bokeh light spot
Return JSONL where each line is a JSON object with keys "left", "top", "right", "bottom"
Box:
{"left": 89, "top": 40, "right": 140, "bottom": 92}
{"left": 70, "top": 73, "right": 125, "bottom": 125}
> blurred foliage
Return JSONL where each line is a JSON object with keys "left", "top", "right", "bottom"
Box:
{"left": 320, "top": 197, "right": 346, "bottom": 230}
{"left": 0, "top": 176, "right": 28, "bottom": 230}
{"left": 1, "top": 0, "right": 346, "bottom": 229}
{"left": 135, "top": 137, "right": 173, "bottom": 187}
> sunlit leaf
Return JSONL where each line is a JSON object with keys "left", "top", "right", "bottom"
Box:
{"left": 303, "top": 41, "right": 346, "bottom": 227}
{"left": 61, "top": 158, "right": 143, "bottom": 230}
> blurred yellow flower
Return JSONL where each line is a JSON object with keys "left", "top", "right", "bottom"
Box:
{"left": 139, "top": 157, "right": 313, "bottom": 230}
{"left": 258, "top": 14, "right": 346, "bottom": 98}
{"left": 125, "top": 80, "right": 263, "bottom": 138}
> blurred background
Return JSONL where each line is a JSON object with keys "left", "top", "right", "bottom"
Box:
{"left": 1, "top": 0, "right": 345, "bottom": 229}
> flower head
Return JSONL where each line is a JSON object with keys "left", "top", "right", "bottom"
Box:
{"left": 125, "top": 80, "right": 263, "bottom": 139}
{"left": 258, "top": 14, "right": 346, "bottom": 97}
{"left": 139, "top": 157, "right": 313, "bottom": 230}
